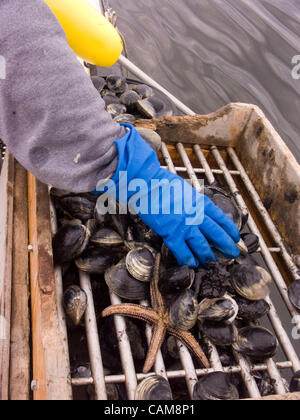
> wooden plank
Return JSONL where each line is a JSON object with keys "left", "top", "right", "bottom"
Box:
{"left": 9, "top": 162, "right": 30, "bottom": 400}
{"left": 28, "top": 173, "right": 73, "bottom": 400}
{"left": 0, "top": 152, "right": 14, "bottom": 400}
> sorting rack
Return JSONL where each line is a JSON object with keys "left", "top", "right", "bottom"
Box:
{"left": 49, "top": 140, "right": 300, "bottom": 400}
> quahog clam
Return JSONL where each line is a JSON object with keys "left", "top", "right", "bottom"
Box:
{"left": 168, "top": 289, "right": 199, "bottom": 331}
{"left": 135, "top": 376, "right": 173, "bottom": 400}
{"left": 159, "top": 265, "right": 195, "bottom": 297}
{"left": 233, "top": 326, "right": 278, "bottom": 360}
{"left": 105, "top": 258, "right": 149, "bottom": 300}
{"left": 125, "top": 245, "right": 156, "bottom": 282}
{"left": 201, "top": 321, "right": 238, "bottom": 347}
{"left": 91, "top": 227, "right": 124, "bottom": 249}
{"left": 198, "top": 294, "right": 238, "bottom": 324}
{"left": 193, "top": 372, "right": 239, "bottom": 400}
{"left": 230, "top": 264, "right": 272, "bottom": 301}
{"left": 63, "top": 285, "right": 87, "bottom": 326}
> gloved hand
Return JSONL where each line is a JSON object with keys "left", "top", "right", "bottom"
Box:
{"left": 95, "top": 124, "right": 240, "bottom": 268}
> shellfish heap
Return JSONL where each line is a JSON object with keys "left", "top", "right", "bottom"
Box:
{"left": 90, "top": 74, "right": 176, "bottom": 123}
{"left": 51, "top": 76, "right": 281, "bottom": 400}
{"left": 52, "top": 179, "right": 280, "bottom": 400}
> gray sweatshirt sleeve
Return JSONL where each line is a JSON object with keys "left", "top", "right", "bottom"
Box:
{"left": 0, "top": 0, "right": 126, "bottom": 193}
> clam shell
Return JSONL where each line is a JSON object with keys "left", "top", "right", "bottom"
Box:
{"left": 159, "top": 265, "right": 195, "bottom": 297}
{"left": 233, "top": 326, "right": 278, "bottom": 359}
{"left": 201, "top": 321, "right": 238, "bottom": 347}
{"left": 125, "top": 246, "right": 156, "bottom": 282}
{"left": 169, "top": 289, "right": 199, "bottom": 331}
{"left": 198, "top": 295, "right": 238, "bottom": 324}
{"left": 193, "top": 372, "right": 239, "bottom": 400}
{"left": 230, "top": 264, "right": 271, "bottom": 301}
{"left": 91, "top": 228, "right": 124, "bottom": 248}
{"left": 135, "top": 376, "right": 173, "bottom": 400}
{"left": 105, "top": 259, "right": 148, "bottom": 300}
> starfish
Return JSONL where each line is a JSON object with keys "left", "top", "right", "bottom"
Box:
{"left": 102, "top": 253, "right": 210, "bottom": 373}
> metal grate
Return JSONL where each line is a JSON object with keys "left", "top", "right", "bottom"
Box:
{"left": 50, "top": 141, "right": 300, "bottom": 400}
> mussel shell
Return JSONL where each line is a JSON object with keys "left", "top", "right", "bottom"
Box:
{"left": 106, "top": 103, "right": 127, "bottom": 117}
{"left": 159, "top": 266, "right": 195, "bottom": 297}
{"left": 59, "top": 196, "right": 95, "bottom": 221}
{"left": 91, "top": 227, "right": 124, "bottom": 248}
{"left": 63, "top": 285, "right": 87, "bottom": 326}
{"left": 193, "top": 372, "right": 239, "bottom": 400}
{"left": 233, "top": 326, "right": 278, "bottom": 360}
{"left": 201, "top": 321, "right": 238, "bottom": 347}
{"left": 135, "top": 376, "right": 173, "bottom": 400}
{"left": 290, "top": 371, "right": 300, "bottom": 392}
{"left": 132, "top": 84, "right": 154, "bottom": 99}
{"left": 106, "top": 74, "right": 128, "bottom": 94}
{"left": 125, "top": 246, "right": 156, "bottom": 282}
{"left": 230, "top": 264, "right": 271, "bottom": 301}
{"left": 147, "top": 96, "right": 173, "bottom": 118}
{"left": 169, "top": 289, "right": 199, "bottom": 331}
{"left": 241, "top": 233, "right": 260, "bottom": 254}
{"left": 103, "top": 95, "right": 121, "bottom": 107}
{"left": 120, "top": 90, "right": 141, "bottom": 106}
{"left": 75, "top": 248, "right": 113, "bottom": 274}
{"left": 137, "top": 99, "right": 156, "bottom": 119}
{"left": 71, "top": 362, "right": 92, "bottom": 379}
{"left": 113, "top": 114, "right": 136, "bottom": 123}
{"left": 198, "top": 295, "right": 238, "bottom": 324}
{"left": 236, "top": 297, "right": 270, "bottom": 321}
{"left": 53, "top": 223, "right": 90, "bottom": 265}
{"left": 105, "top": 259, "right": 148, "bottom": 300}
{"left": 288, "top": 279, "right": 300, "bottom": 310}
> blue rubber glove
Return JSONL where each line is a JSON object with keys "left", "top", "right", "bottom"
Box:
{"left": 95, "top": 124, "right": 240, "bottom": 268}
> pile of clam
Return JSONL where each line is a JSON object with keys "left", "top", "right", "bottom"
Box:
{"left": 51, "top": 180, "right": 286, "bottom": 400}
{"left": 90, "top": 74, "right": 175, "bottom": 123}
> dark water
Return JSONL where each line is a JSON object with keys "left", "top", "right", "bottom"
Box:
{"left": 110, "top": 0, "right": 300, "bottom": 162}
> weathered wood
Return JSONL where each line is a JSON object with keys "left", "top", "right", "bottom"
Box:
{"left": 0, "top": 152, "right": 14, "bottom": 400}
{"left": 28, "top": 173, "right": 73, "bottom": 400}
{"left": 134, "top": 103, "right": 253, "bottom": 147}
{"left": 9, "top": 162, "right": 30, "bottom": 400}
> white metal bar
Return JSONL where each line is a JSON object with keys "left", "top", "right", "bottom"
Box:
{"left": 79, "top": 271, "right": 108, "bottom": 400}
{"left": 193, "top": 144, "right": 216, "bottom": 185}
{"left": 71, "top": 360, "right": 293, "bottom": 386}
{"left": 109, "top": 292, "right": 138, "bottom": 400}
